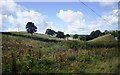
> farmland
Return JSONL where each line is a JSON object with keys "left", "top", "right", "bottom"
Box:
{"left": 1, "top": 32, "right": 120, "bottom": 74}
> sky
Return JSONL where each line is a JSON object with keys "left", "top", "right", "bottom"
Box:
{"left": 0, "top": 0, "right": 119, "bottom": 34}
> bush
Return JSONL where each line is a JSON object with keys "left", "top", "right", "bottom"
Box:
{"left": 73, "top": 34, "right": 78, "bottom": 39}
{"left": 86, "top": 42, "right": 117, "bottom": 48}
{"left": 67, "top": 41, "right": 80, "bottom": 51}
{"left": 67, "top": 54, "right": 76, "bottom": 61}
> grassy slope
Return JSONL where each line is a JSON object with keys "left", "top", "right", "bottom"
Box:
{"left": 88, "top": 34, "right": 117, "bottom": 43}
{"left": 1, "top": 32, "right": 120, "bottom": 73}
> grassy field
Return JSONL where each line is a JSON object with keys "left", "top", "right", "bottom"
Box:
{"left": 88, "top": 34, "right": 116, "bottom": 43}
{"left": 1, "top": 32, "right": 120, "bottom": 74}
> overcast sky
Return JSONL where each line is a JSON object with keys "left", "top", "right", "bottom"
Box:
{"left": 1, "top": 0, "right": 118, "bottom": 34}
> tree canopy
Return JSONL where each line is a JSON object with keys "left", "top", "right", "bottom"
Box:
{"left": 65, "top": 34, "right": 70, "bottom": 40}
{"left": 25, "top": 22, "right": 37, "bottom": 35}
{"left": 45, "top": 29, "right": 56, "bottom": 36}
{"left": 56, "top": 31, "right": 65, "bottom": 38}
{"left": 73, "top": 34, "right": 78, "bottom": 39}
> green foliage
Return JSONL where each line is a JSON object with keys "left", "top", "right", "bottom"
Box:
{"left": 65, "top": 34, "right": 70, "bottom": 40}
{"left": 80, "top": 55, "right": 94, "bottom": 63}
{"left": 73, "top": 34, "right": 78, "bottom": 39}
{"left": 67, "top": 54, "right": 76, "bottom": 61}
{"left": 102, "top": 30, "right": 120, "bottom": 41}
{"left": 45, "top": 29, "right": 56, "bottom": 36}
{"left": 79, "top": 30, "right": 102, "bottom": 41}
{"left": 67, "top": 41, "right": 80, "bottom": 51}
{"left": 66, "top": 34, "right": 70, "bottom": 37}
{"left": 45, "top": 29, "right": 65, "bottom": 39}
{"left": 118, "top": 31, "right": 120, "bottom": 42}
{"left": 90, "top": 30, "right": 102, "bottom": 40}
{"left": 1, "top": 32, "right": 120, "bottom": 73}
{"left": 86, "top": 42, "right": 117, "bottom": 48}
{"left": 79, "top": 36, "right": 86, "bottom": 41}
{"left": 25, "top": 22, "right": 37, "bottom": 34}
{"left": 56, "top": 31, "right": 65, "bottom": 38}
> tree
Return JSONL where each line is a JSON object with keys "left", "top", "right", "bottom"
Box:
{"left": 25, "top": 22, "right": 37, "bottom": 35}
{"left": 104, "top": 30, "right": 109, "bottom": 34}
{"left": 56, "top": 31, "right": 65, "bottom": 38}
{"left": 86, "top": 35, "right": 91, "bottom": 41}
{"left": 80, "top": 36, "right": 86, "bottom": 41}
{"left": 65, "top": 34, "right": 70, "bottom": 40}
{"left": 45, "top": 29, "right": 56, "bottom": 36}
{"left": 90, "top": 30, "right": 102, "bottom": 39}
{"left": 73, "top": 34, "right": 78, "bottom": 39}
{"left": 118, "top": 31, "right": 120, "bottom": 42}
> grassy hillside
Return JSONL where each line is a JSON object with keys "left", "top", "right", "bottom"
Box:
{"left": 1, "top": 32, "right": 120, "bottom": 74}
{"left": 88, "top": 34, "right": 117, "bottom": 43}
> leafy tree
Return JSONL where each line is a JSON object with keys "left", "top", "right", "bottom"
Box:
{"left": 104, "top": 30, "right": 109, "bottom": 34}
{"left": 73, "top": 34, "right": 78, "bottom": 39}
{"left": 107, "top": 30, "right": 120, "bottom": 41}
{"left": 110, "top": 30, "right": 118, "bottom": 37}
{"left": 25, "top": 22, "right": 37, "bottom": 35}
{"left": 102, "top": 30, "right": 109, "bottom": 35}
{"left": 65, "top": 34, "right": 70, "bottom": 40}
{"left": 45, "top": 29, "right": 56, "bottom": 36}
{"left": 80, "top": 36, "right": 86, "bottom": 41}
{"left": 56, "top": 31, "right": 64, "bottom": 38}
{"left": 80, "top": 35, "right": 92, "bottom": 41}
{"left": 86, "top": 35, "right": 92, "bottom": 41}
{"left": 118, "top": 31, "right": 120, "bottom": 42}
{"left": 90, "top": 30, "right": 102, "bottom": 39}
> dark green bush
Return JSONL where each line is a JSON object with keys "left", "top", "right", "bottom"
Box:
{"left": 67, "top": 54, "right": 76, "bottom": 61}
{"left": 67, "top": 41, "right": 80, "bottom": 51}
{"left": 86, "top": 42, "right": 117, "bottom": 48}
{"left": 40, "top": 59, "right": 54, "bottom": 66}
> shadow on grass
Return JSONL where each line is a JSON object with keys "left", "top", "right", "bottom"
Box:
{"left": 1, "top": 32, "right": 60, "bottom": 43}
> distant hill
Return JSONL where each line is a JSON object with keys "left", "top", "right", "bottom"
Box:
{"left": 88, "top": 34, "right": 117, "bottom": 43}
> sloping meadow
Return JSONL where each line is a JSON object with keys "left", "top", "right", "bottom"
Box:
{"left": 1, "top": 32, "right": 120, "bottom": 74}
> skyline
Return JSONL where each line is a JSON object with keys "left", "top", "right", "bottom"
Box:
{"left": 1, "top": 0, "right": 118, "bottom": 34}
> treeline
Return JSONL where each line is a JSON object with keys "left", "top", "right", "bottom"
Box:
{"left": 45, "top": 29, "right": 120, "bottom": 41}
{"left": 45, "top": 29, "right": 65, "bottom": 38}
{"left": 80, "top": 30, "right": 120, "bottom": 41}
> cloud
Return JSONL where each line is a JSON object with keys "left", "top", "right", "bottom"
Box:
{"left": 57, "top": 9, "right": 86, "bottom": 34}
{"left": 7, "top": 10, "right": 47, "bottom": 31}
{"left": 0, "top": 0, "right": 20, "bottom": 13}
{"left": 79, "top": 0, "right": 118, "bottom": 7}
{"left": 88, "top": 9, "right": 118, "bottom": 32}
{"left": 99, "top": 2, "right": 117, "bottom": 7}
{"left": 0, "top": 15, "right": 2, "bottom": 30}
{"left": 6, "top": 28, "right": 18, "bottom": 32}
{"left": 1, "top": 0, "right": 55, "bottom": 33}
{"left": 1, "top": 0, "right": 118, "bottom": 34}
{"left": 57, "top": 10, "right": 83, "bottom": 23}
{"left": 57, "top": 9, "right": 118, "bottom": 34}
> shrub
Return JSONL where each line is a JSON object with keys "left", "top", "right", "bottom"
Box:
{"left": 86, "top": 42, "right": 117, "bottom": 48}
{"left": 67, "top": 41, "right": 80, "bottom": 51}
{"left": 73, "top": 34, "right": 78, "bottom": 39}
{"left": 80, "top": 56, "right": 94, "bottom": 63}
{"left": 67, "top": 54, "right": 76, "bottom": 61}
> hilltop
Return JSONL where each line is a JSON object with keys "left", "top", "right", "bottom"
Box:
{"left": 88, "top": 34, "right": 117, "bottom": 43}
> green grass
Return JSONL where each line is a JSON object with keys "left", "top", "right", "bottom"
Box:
{"left": 1, "top": 32, "right": 120, "bottom": 74}
{"left": 88, "top": 34, "right": 117, "bottom": 43}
